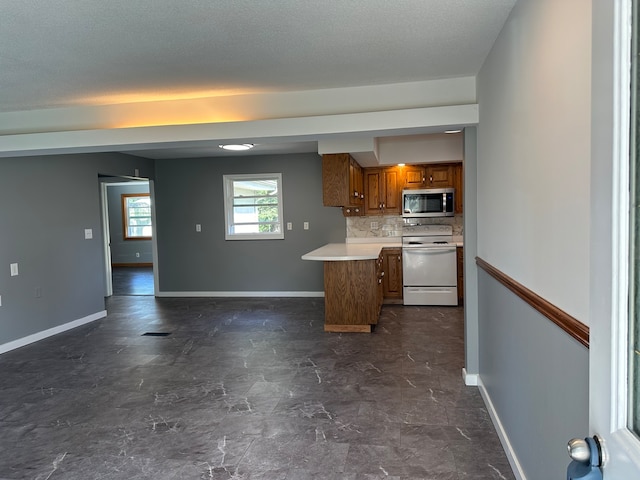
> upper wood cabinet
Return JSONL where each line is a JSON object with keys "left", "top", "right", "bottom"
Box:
{"left": 322, "top": 154, "right": 364, "bottom": 209}
{"left": 403, "top": 164, "right": 454, "bottom": 189}
{"left": 364, "top": 167, "right": 402, "bottom": 215}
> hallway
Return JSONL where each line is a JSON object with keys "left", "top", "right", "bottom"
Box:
{"left": 0, "top": 297, "right": 513, "bottom": 479}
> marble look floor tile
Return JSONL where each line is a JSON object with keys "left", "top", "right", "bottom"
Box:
{"left": 0, "top": 297, "right": 513, "bottom": 479}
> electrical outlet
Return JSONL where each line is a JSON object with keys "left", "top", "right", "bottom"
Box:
{"left": 84, "top": 228, "right": 93, "bottom": 240}
{"left": 136, "top": 252, "right": 140, "bottom": 258}
{"left": 195, "top": 224, "right": 202, "bottom": 232}
{"left": 371, "top": 221, "right": 379, "bottom": 230}
{"left": 303, "top": 222, "right": 309, "bottom": 230}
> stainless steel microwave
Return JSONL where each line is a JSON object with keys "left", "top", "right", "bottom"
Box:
{"left": 402, "top": 188, "right": 454, "bottom": 218}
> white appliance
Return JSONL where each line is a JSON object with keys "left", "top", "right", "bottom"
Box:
{"left": 402, "top": 223, "right": 458, "bottom": 305}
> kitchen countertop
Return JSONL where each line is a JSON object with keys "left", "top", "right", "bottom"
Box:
{"left": 301, "top": 236, "right": 463, "bottom": 262}
{"left": 301, "top": 242, "right": 401, "bottom": 261}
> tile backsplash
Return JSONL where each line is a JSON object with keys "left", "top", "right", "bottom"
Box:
{"left": 346, "top": 214, "right": 463, "bottom": 238}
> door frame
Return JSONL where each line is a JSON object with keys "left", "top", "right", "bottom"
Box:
{"left": 590, "top": 0, "right": 640, "bottom": 476}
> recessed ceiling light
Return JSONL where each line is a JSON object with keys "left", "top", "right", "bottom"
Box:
{"left": 444, "top": 130, "right": 462, "bottom": 134}
{"left": 219, "top": 144, "right": 254, "bottom": 151}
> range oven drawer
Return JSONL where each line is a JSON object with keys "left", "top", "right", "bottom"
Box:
{"left": 403, "top": 286, "right": 458, "bottom": 306}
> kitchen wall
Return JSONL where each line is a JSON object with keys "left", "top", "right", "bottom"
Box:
{"left": 0, "top": 153, "right": 154, "bottom": 349}
{"left": 107, "top": 183, "right": 153, "bottom": 265}
{"left": 153, "top": 152, "right": 345, "bottom": 295}
{"left": 475, "top": 0, "right": 590, "bottom": 478}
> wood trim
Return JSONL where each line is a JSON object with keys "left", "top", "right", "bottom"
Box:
{"left": 111, "top": 263, "right": 153, "bottom": 268}
{"left": 476, "top": 257, "right": 589, "bottom": 348}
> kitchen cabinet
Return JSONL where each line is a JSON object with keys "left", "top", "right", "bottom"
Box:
{"left": 457, "top": 246, "right": 464, "bottom": 305}
{"left": 382, "top": 247, "right": 403, "bottom": 303}
{"left": 322, "top": 153, "right": 364, "bottom": 211}
{"left": 364, "top": 167, "right": 402, "bottom": 215}
{"left": 323, "top": 255, "right": 383, "bottom": 332}
{"left": 403, "top": 163, "right": 455, "bottom": 189}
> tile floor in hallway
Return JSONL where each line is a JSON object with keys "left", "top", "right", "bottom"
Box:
{"left": 0, "top": 297, "right": 515, "bottom": 480}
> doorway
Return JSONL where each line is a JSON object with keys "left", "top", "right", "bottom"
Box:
{"left": 100, "top": 178, "right": 155, "bottom": 296}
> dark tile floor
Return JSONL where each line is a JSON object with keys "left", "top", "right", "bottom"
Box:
{"left": 0, "top": 297, "right": 514, "bottom": 480}
{"left": 112, "top": 267, "right": 154, "bottom": 296}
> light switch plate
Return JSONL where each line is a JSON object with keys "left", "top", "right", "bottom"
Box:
{"left": 195, "top": 224, "right": 201, "bottom": 232}
{"left": 84, "top": 228, "right": 93, "bottom": 239}
{"left": 287, "top": 222, "right": 292, "bottom": 231}
{"left": 10, "top": 263, "right": 18, "bottom": 276}
{"left": 303, "top": 222, "right": 309, "bottom": 230}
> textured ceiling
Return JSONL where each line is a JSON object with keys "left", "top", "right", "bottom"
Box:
{"left": 1, "top": 0, "right": 517, "bottom": 113}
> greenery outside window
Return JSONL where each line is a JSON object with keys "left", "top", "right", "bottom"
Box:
{"left": 223, "top": 173, "right": 284, "bottom": 240}
{"left": 122, "top": 193, "right": 152, "bottom": 240}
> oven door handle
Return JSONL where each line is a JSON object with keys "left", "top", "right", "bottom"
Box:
{"left": 403, "top": 247, "right": 456, "bottom": 253}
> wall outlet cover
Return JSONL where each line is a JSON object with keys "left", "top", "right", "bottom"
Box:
{"left": 10, "top": 263, "right": 18, "bottom": 276}
{"left": 84, "top": 228, "right": 93, "bottom": 239}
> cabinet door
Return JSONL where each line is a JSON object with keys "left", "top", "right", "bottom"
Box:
{"left": 426, "top": 164, "right": 453, "bottom": 188}
{"left": 382, "top": 248, "right": 403, "bottom": 300}
{"left": 383, "top": 168, "right": 402, "bottom": 214}
{"left": 364, "top": 169, "right": 382, "bottom": 214}
{"left": 349, "top": 157, "right": 364, "bottom": 205}
{"left": 404, "top": 165, "right": 426, "bottom": 188}
{"left": 452, "top": 163, "right": 463, "bottom": 214}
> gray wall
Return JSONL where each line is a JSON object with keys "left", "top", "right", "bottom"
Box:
{"left": 154, "top": 153, "right": 345, "bottom": 293}
{"left": 478, "top": 271, "right": 589, "bottom": 479}
{"left": 0, "top": 153, "right": 154, "bottom": 346}
{"left": 107, "top": 183, "right": 153, "bottom": 264}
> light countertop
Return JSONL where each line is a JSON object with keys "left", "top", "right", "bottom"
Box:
{"left": 301, "top": 236, "right": 463, "bottom": 262}
{"left": 301, "top": 242, "right": 400, "bottom": 261}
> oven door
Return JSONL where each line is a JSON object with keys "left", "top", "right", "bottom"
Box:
{"left": 402, "top": 246, "right": 457, "bottom": 305}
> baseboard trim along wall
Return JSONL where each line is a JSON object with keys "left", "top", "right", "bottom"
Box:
{"left": 461, "top": 368, "right": 478, "bottom": 386}
{"left": 475, "top": 257, "right": 589, "bottom": 348}
{"left": 477, "top": 375, "right": 527, "bottom": 480}
{"left": 0, "top": 310, "right": 107, "bottom": 355}
{"left": 156, "top": 291, "right": 325, "bottom": 298}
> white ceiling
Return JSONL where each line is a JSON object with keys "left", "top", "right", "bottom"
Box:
{"left": 1, "top": 0, "right": 517, "bottom": 158}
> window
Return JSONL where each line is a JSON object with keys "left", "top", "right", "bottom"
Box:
{"left": 122, "top": 193, "right": 152, "bottom": 240}
{"left": 223, "top": 173, "right": 284, "bottom": 240}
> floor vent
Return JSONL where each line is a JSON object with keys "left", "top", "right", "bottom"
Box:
{"left": 142, "top": 332, "right": 172, "bottom": 337}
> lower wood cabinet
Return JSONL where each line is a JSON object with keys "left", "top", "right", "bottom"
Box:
{"left": 382, "top": 247, "right": 403, "bottom": 303}
{"left": 323, "top": 257, "right": 382, "bottom": 332}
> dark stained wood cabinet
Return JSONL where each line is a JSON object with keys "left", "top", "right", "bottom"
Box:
{"left": 364, "top": 167, "right": 402, "bottom": 215}
{"left": 382, "top": 247, "right": 403, "bottom": 303}
{"left": 323, "top": 255, "right": 384, "bottom": 332}
{"left": 322, "top": 153, "right": 364, "bottom": 212}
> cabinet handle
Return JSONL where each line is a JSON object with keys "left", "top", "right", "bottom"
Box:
{"left": 355, "top": 208, "right": 359, "bottom": 212}
{"left": 422, "top": 177, "right": 425, "bottom": 182}
{"left": 397, "top": 255, "right": 401, "bottom": 260}
{"left": 354, "top": 191, "right": 359, "bottom": 197}
{"left": 381, "top": 271, "right": 385, "bottom": 277}
{"left": 378, "top": 279, "right": 382, "bottom": 284}
{"left": 360, "top": 193, "right": 364, "bottom": 199}
{"left": 430, "top": 175, "right": 433, "bottom": 182}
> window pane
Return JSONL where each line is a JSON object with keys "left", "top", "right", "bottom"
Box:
{"left": 223, "top": 174, "right": 283, "bottom": 240}
{"left": 122, "top": 193, "right": 152, "bottom": 239}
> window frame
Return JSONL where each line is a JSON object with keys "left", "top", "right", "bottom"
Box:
{"left": 121, "top": 193, "right": 152, "bottom": 240}
{"left": 223, "top": 173, "right": 284, "bottom": 241}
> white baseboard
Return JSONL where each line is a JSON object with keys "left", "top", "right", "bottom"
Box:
{"left": 477, "top": 375, "right": 527, "bottom": 480}
{"left": 0, "top": 310, "right": 107, "bottom": 355}
{"left": 156, "top": 291, "right": 325, "bottom": 298}
{"left": 462, "top": 367, "right": 478, "bottom": 386}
